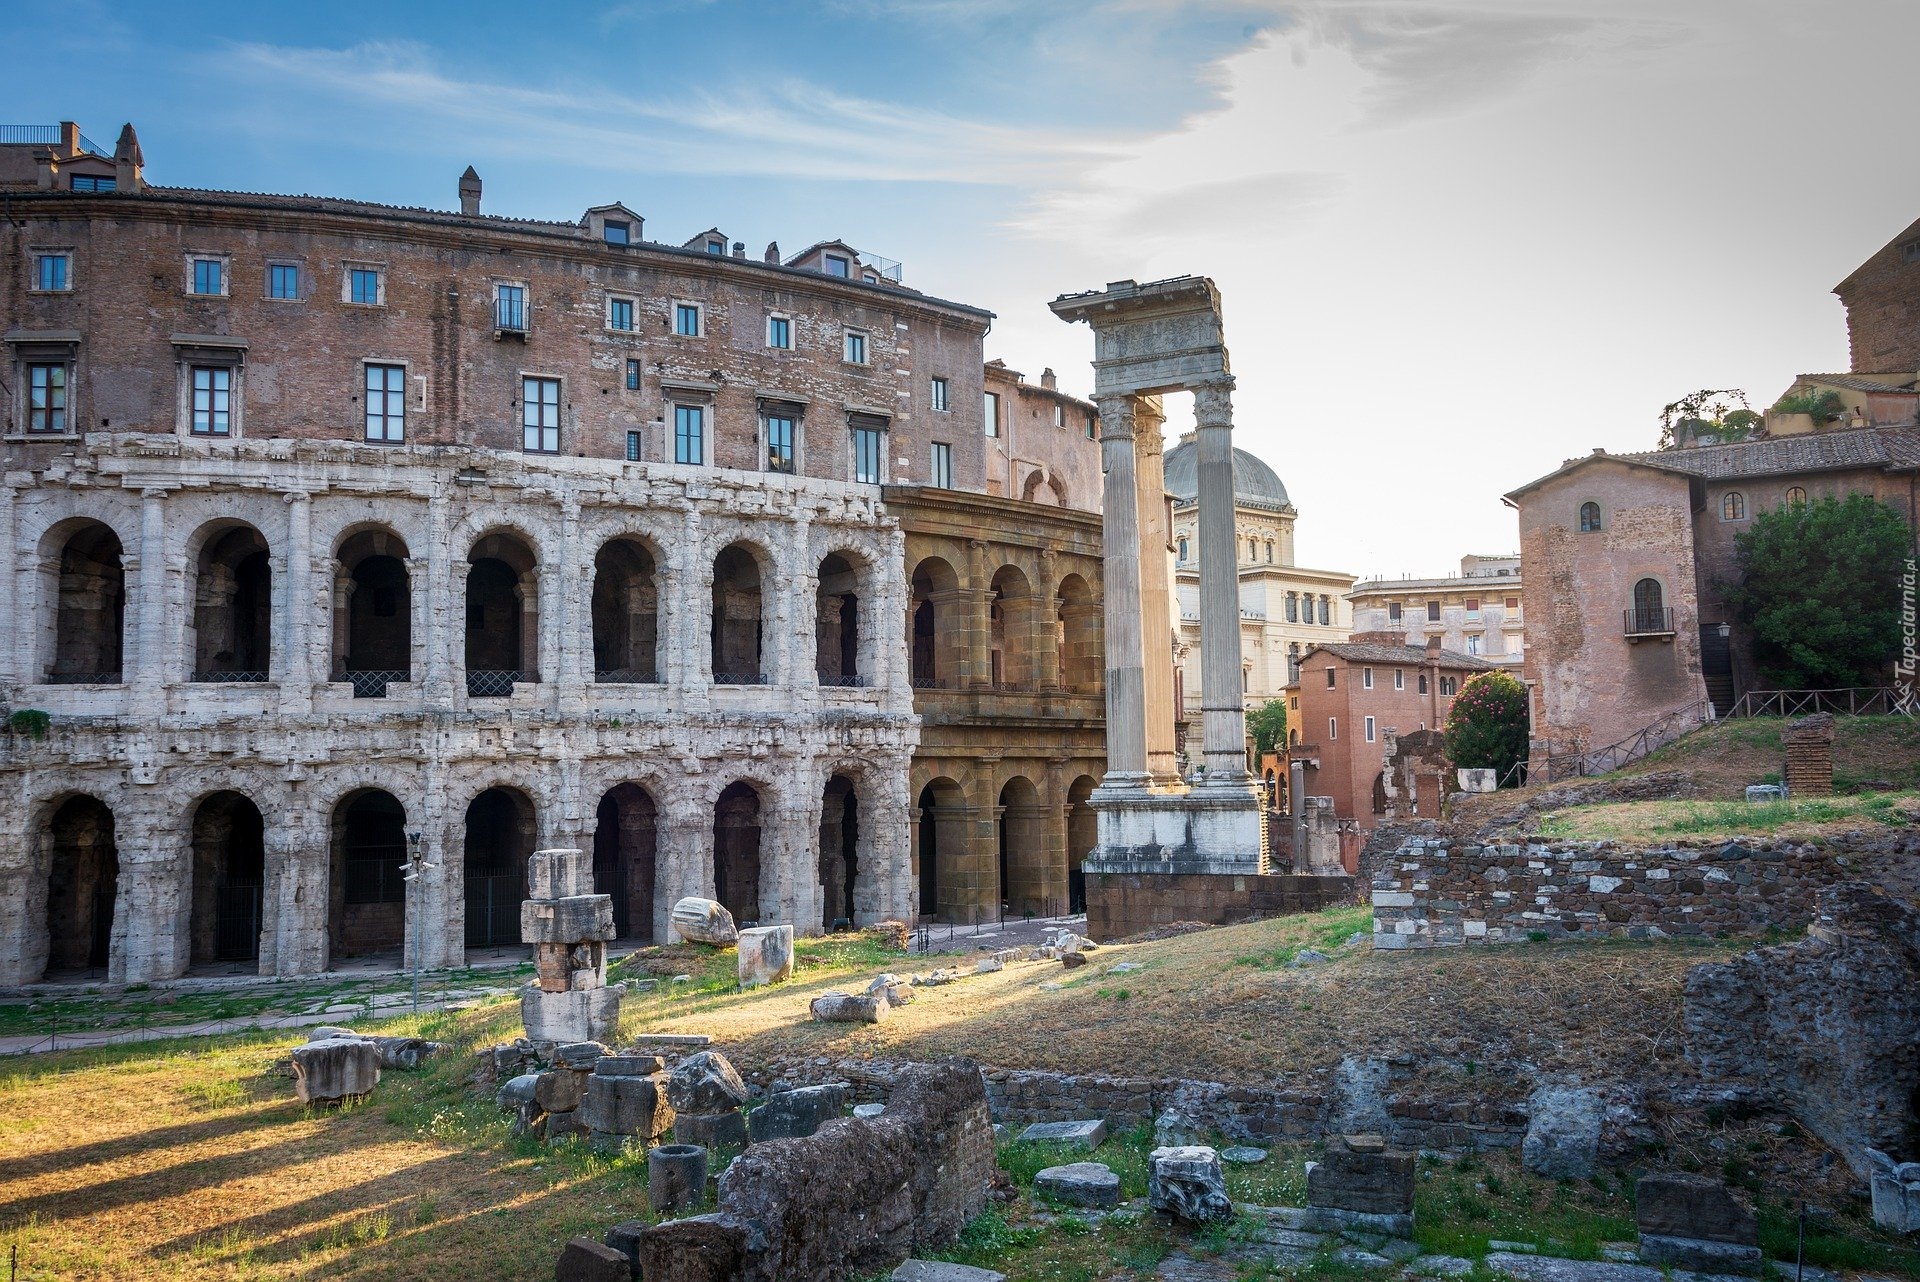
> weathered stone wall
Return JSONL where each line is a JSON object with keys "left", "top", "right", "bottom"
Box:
{"left": 1371, "top": 833, "right": 1875, "bottom": 949}
{"left": 1085, "top": 871, "right": 1354, "bottom": 942}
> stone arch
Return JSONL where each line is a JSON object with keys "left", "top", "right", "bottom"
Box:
{"left": 333, "top": 524, "right": 413, "bottom": 697}
{"left": 711, "top": 542, "right": 769, "bottom": 684}
{"left": 592, "top": 535, "right": 660, "bottom": 683}
{"left": 41, "top": 519, "right": 126, "bottom": 684}
{"left": 594, "top": 781, "right": 659, "bottom": 941}
{"left": 1056, "top": 572, "right": 1101, "bottom": 693}
{"left": 188, "top": 521, "right": 272, "bottom": 682}
{"left": 989, "top": 563, "right": 1038, "bottom": 689}
{"left": 818, "top": 773, "right": 860, "bottom": 930}
{"left": 914, "top": 775, "right": 967, "bottom": 923}
{"left": 188, "top": 790, "right": 266, "bottom": 966}
{"left": 714, "top": 781, "right": 763, "bottom": 925}
{"left": 815, "top": 547, "right": 872, "bottom": 685}
{"left": 328, "top": 788, "right": 408, "bottom": 963}
{"left": 996, "top": 774, "right": 1047, "bottom": 915}
{"left": 467, "top": 529, "right": 540, "bottom": 695}
{"left": 464, "top": 786, "right": 535, "bottom": 948}
{"left": 1066, "top": 774, "right": 1098, "bottom": 915}
{"left": 42, "top": 794, "right": 119, "bottom": 978}
{"left": 908, "top": 555, "right": 962, "bottom": 687}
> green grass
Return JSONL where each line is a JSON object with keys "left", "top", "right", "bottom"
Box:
{"left": 1233, "top": 906, "right": 1372, "bottom": 970}
{"left": 1536, "top": 790, "right": 1920, "bottom": 843}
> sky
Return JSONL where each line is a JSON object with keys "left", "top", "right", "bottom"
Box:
{"left": 16, "top": 0, "right": 1920, "bottom": 579}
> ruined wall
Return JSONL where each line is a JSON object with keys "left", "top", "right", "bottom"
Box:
{"left": 1371, "top": 833, "right": 1875, "bottom": 949}
{"left": 1085, "top": 871, "right": 1354, "bottom": 942}
{"left": 1837, "top": 217, "right": 1920, "bottom": 374}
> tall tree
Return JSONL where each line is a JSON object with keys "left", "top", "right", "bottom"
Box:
{"left": 1442, "top": 671, "right": 1530, "bottom": 784}
{"left": 1246, "top": 697, "right": 1288, "bottom": 758}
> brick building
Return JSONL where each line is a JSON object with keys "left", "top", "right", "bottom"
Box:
{"left": 981, "top": 359, "right": 1102, "bottom": 514}
{"left": 0, "top": 121, "right": 1103, "bottom": 982}
{"left": 1347, "top": 554, "right": 1524, "bottom": 670}
{"left": 1283, "top": 636, "right": 1492, "bottom": 822}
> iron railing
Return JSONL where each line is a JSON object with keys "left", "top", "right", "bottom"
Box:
{"left": 343, "top": 669, "right": 409, "bottom": 698}
{"left": 1623, "top": 607, "right": 1676, "bottom": 637}
{"left": 1507, "top": 700, "right": 1708, "bottom": 787}
{"left": 819, "top": 673, "right": 870, "bottom": 688}
{"left": 593, "top": 669, "right": 660, "bottom": 684}
{"left": 910, "top": 675, "right": 941, "bottom": 689}
{"left": 1722, "top": 687, "right": 1904, "bottom": 719}
{"left": 0, "top": 125, "right": 109, "bottom": 153}
{"left": 712, "top": 672, "right": 768, "bottom": 686}
{"left": 467, "top": 670, "right": 521, "bottom": 697}
{"left": 494, "top": 298, "right": 527, "bottom": 331}
{"left": 190, "top": 670, "right": 269, "bottom": 684}
{"left": 43, "top": 672, "right": 121, "bottom": 685}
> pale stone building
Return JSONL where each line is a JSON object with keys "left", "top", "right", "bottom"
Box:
{"left": 1346, "top": 555, "right": 1525, "bottom": 671}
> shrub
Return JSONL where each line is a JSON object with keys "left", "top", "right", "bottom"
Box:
{"left": 1442, "top": 671, "right": 1530, "bottom": 783}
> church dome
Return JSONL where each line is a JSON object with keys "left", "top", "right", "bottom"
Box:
{"left": 1161, "top": 434, "right": 1290, "bottom": 508}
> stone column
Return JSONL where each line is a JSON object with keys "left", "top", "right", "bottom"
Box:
{"left": 133, "top": 487, "right": 170, "bottom": 693}
{"left": 0, "top": 483, "right": 20, "bottom": 689}
{"left": 111, "top": 818, "right": 190, "bottom": 984}
{"left": 422, "top": 490, "right": 453, "bottom": 701}
{"left": 1194, "top": 378, "right": 1251, "bottom": 786}
{"left": 281, "top": 490, "right": 314, "bottom": 710}
{"left": 271, "top": 805, "right": 329, "bottom": 976}
{"left": 1132, "top": 396, "right": 1179, "bottom": 781}
{"left": 1037, "top": 547, "right": 1062, "bottom": 693}
{"left": 675, "top": 508, "right": 706, "bottom": 694}
{"left": 1095, "top": 395, "right": 1149, "bottom": 786}
{"left": 965, "top": 539, "right": 992, "bottom": 690}
{"left": 554, "top": 496, "right": 585, "bottom": 698}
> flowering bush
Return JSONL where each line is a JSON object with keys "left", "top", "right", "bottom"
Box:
{"left": 1442, "top": 671, "right": 1529, "bottom": 784}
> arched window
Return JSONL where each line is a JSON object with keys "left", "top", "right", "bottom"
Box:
{"left": 1630, "top": 577, "right": 1666, "bottom": 634}
{"left": 1578, "top": 501, "right": 1602, "bottom": 533}
{"left": 1785, "top": 486, "right": 1807, "bottom": 507}
{"left": 1177, "top": 537, "right": 1189, "bottom": 562}
{"left": 1721, "top": 492, "right": 1746, "bottom": 521}
{"left": 1265, "top": 540, "right": 1274, "bottom": 563}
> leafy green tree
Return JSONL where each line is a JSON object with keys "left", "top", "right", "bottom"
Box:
{"left": 1442, "top": 671, "right": 1530, "bottom": 784}
{"left": 1725, "top": 493, "right": 1909, "bottom": 688}
{"left": 1246, "top": 697, "right": 1288, "bottom": 758}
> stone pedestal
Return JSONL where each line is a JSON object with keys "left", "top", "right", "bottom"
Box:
{"left": 520, "top": 848, "right": 622, "bottom": 1044}
{"left": 1305, "top": 1134, "right": 1414, "bottom": 1236}
{"left": 1086, "top": 783, "right": 1264, "bottom": 876}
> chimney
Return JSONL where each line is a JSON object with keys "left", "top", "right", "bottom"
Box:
{"left": 763, "top": 241, "right": 780, "bottom": 264}
{"left": 1425, "top": 636, "right": 1443, "bottom": 659}
{"left": 60, "top": 121, "right": 82, "bottom": 157}
{"left": 459, "top": 166, "right": 482, "bottom": 216}
{"left": 732, "top": 241, "right": 746, "bottom": 259}
{"left": 34, "top": 149, "right": 56, "bottom": 190}
{"left": 1041, "top": 367, "right": 1057, "bottom": 390}
{"left": 113, "top": 123, "right": 145, "bottom": 192}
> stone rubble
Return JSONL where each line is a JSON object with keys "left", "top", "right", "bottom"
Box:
{"left": 1034, "top": 1161, "right": 1121, "bottom": 1208}
{"left": 671, "top": 896, "right": 740, "bottom": 946}
{"left": 810, "top": 990, "right": 889, "bottom": 1023}
{"left": 747, "top": 1082, "right": 848, "bottom": 1143}
{"left": 1635, "top": 1172, "right": 1762, "bottom": 1273}
{"left": 1869, "top": 1148, "right": 1920, "bottom": 1233}
{"left": 737, "top": 924, "right": 794, "bottom": 988}
{"left": 1523, "top": 1083, "right": 1605, "bottom": 1178}
{"left": 1148, "top": 1145, "right": 1233, "bottom": 1224}
{"left": 1016, "top": 1119, "right": 1108, "bottom": 1150}
{"left": 519, "top": 849, "right": 623, "bottom": 1045}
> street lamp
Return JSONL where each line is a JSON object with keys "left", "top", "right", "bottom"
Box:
{"left": 401, "top": 831, "right": 436, "bottom": 1013}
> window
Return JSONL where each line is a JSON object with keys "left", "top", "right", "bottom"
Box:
{"left": 1631, "top": 577, "right": 1665, "bottom": 630}
{"left": 1286, "top": 593, "right": 1299, "bottom": 623}
{"left": 1177, "top": 538, "right": 1189, "bottom": 561}
{"left": 1319, "top": 597, "right": 1330, "bottom": 626}
{"left": 1266, "top": 541, "right": 1274, "bottom": 563}
{"left": 1365, "top": 716, "right": 1376, "bottom": 743}
{"left": 824, "top": 254, "right": 851, "bottom": 278}
{"left": 1465, "top": 597, "right": 1481, "bottom": 621}
{"left": 674, "top": 404, "right": 704, "bottom": 464}
{"left": 34, "top": 253, "right": 70, "bottom": 292}
{"left": 1248, "top": 537, "right": 1257, "bottom": 560}
{"left": 931, "top": 441, "right": 954, "bottom": 489}
{"left": 626, "top": 430, "right": 642, "bottom": 462}
{"left": 1418, "top": 673, "right": 1428, "bottom": 694}
{"left": 190, "top": 367, "right": 232, "bottom": 436}
{"left": 71, "top": 174, "right": 115, "bottom": 192}
{"left": 767, "top": 315, "right": 792, "bottom": 349}
{"left": 364, "top": 363, "right": 406, "bottom": 443}
{"left": 983, "top": 390, "right": 999, "bottom": 436}
{"left": 1466, "top": 634, "right": 1481, "bottom": 655}
{"left": 765, "top": 414, "right": 796, "bottom": 474}
{"left": 674, "top": 303, "right": 702, "bottom": 337}
{"left": 1579, "top": 501, "right": 1602, "bottom": 533}
{"left": 1325, "top": 667, "right": 1336, "bottom": 689}
{"left": 496, "top": 284, "right": 526, "bottom": 330}
{"left": 268, "top": 263, "right": 300, "bottom": 300}
{"left": 853, "top": 422, "right": 885, "bottom": 484}
{"left": 1288, "top": 643, "right": 1301, "bottom": 682}
{"left": 1785, "top": 486, "right": 1807, "bottom": 506}
{"left": 1362, "top": 667, "right": 1374, "bottom": 689}
{"left": 1053, "top": 404, "right": 1065, "bottom": 428}
{"left": 191, "top": 258, "right": 225, "bottom": 296}
{"left": 1393, "top": 669, "right": 1404, "bottom": 691}
{"left": 1722, "top": 491, "right": 1747, "bottom": 521}
{"left": 1426, "top": 600, "right": 1441, "bottom": 622}
{"left": 932, "top": 377, "right": 950, "bottom": 412}
{"left": 608, "top": 297, "right": 635, "bottom": 331}
{"left": 1506, "top": 596, "right": 1519, "bottom": 611}
{"left": 348, "top": 267, "right": 383, "bottom": 306}
{"left": 603, "top": 220, "right": 631, "bottom": 245}
{"left": 26, "top": 363, "right": 67, "bottom": 434}
{"left": 1441, "top": 676, "right": 1458, "bottom": 696}
{"left": 844, "top": 329, "right": 868, "bottom": 364}
{"left": 706, "top": 239, "right": 725, "bottom": 255}
{"left": 625, "top": 359, "right": 641, "bottom": 391}
{"left": 1086, "top": 413, "right": 1097, "bottom": 440}
{"left": 522, "top": 376, "right": 561, "bottom": 453}
{"left": 1329, "top": 717, "right": 1338, "bottom": 741}
{"left": 1388, "top": 601, "right": 1402, "bottom": 623}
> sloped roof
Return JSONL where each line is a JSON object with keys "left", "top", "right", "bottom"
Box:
{"left": 1795, "top": 373, "right": 1917, "bottom": 394}
{"left": 1302, "top": 641, "right": 1494, "bottom": 671}
{"left": 1617, "top": 426, "right": 1920, "bottom": 481}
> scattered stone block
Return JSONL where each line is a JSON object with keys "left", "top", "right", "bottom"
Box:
{"left": 1221, "top": 1146, "right": 1268, "bottom": 1164}
{"left": 1060, "top": 952, "right": 1088, "bottom": 970}
{"left": 854, "top": 1102, "right": 886, "bottom": 1119}
{"left": 603, "top": 1220, "right": 647, "bottom": 1279}
{"left": 1148, "top": 1145, "right": 1232, "bottom": 1224}
{"left": 675, "top": 1110, "right": 748, "bottom": 1150}
{"left": 578, "top": 1073, "right": 674, "bottom": 1143}
{"left": 1407, "top": 1256, "right": 1476, "bottom": 1276}
{"left": 535, "top": 1068, "right": 590, "bottom": 1114}
{"left": 545, "top": 1109, "right": 588, "bottom": 1143}
{"left": 308, "top": 1025, "right": 359, "bottom": 1041}
{"left": 594, "top": 1054, "right": 665, "bottom": 1077}
{"left": 554, "top": 1235, "right": 630, "bottom": 1282}
{"left": 522, "top": 896, "right": 617, "bottom": 945}
{"left": 554, "top": 1041, "right": 610, "bottom": 1070}
{"left": 292, "top": 1037, "right": 381, "bottom": 1105}
{"left": 665, "top": 1051, "right": 750, "bottom": 1114}
{"left": 975, "top": 956, "right": 1004, "bottom": 974}
{"left": 810, "top": 990, "right": 888, "bottom": 1022}
{"left": 649, "top": 1142, "right": 709, "bottom": 1215}
{"left": 1869, "top": 1148, "right": 1920, "bottom": 1233}
{"left": 893, "top": 1263, "right": 1006, "bottom": 1282}
{"left": 1017, "top": 1119, "right": 1107, "bottom": 1150}
{"left": 528, "top": 847, "right": 595, "bottom": 901}
{"left": 1305, "top": 1134, "right": 1415, "bottom": 1236}
{"left": 1035, "top": 1161, "right": 1121, "bottom": 1208}
{"left": 367, "top": 1035, "right": 440, "bottom": 1071}
{"left": 671, "top": 896, "right": 739, "bottom": 946}
{"left": 868, "top": 973, "right": 914, "bottom": 1006}
{"left": 1523, "top": 1084, "right": 1605, "bottom": 1179}
{"left": 737, "top": 924, "right": 795, "bottom": 987}
{"left": 747, "top": 1082, "right": 847, "bottom": 1143}
{"left": 1155, "top": 1108, "right": 1202, "bottom": 1148}
{"left": 1636, "top": 1172, "right": 1761, "bottom": 1272}
{"left": 521, "top": 985, "right": 624, "bottom": 1045}
{"left": 497, "top": 1073, "right": 541, "bottom": 1111}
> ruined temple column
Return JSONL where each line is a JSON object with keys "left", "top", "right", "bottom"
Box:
{"left": 1094, "top": 394, "right": 1149, "bottom": 786}
{"left": 1133, "top": 396, "right": 1180, "bottom": 781}
{"left": 1194, "top": 378, "right": 1251, "bottom": 786}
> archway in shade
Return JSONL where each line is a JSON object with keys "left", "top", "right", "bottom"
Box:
{"left": 988, "top": 564, "right": 1038, "bottom": 688}
{"left": 191, "top": 524, "right": 272, "bottom": 681}
{"left": 335, "top": 527, "right": 413, "bottom": 696}
{"left": 815, "top": 554, "right": 861, "bottom": 685}
{"left": 45, "top": 795, "right": 118, "bottom": 976}
{"left": 330, "top": 789, "right": 406, "bottom": 962}
{"left": 915, "top": 777, "right": 966, "bottom": 922}
{"left": 1056, "top": 573, "right": 1101, "bottom": 693}
{"left": 594, "top": 782, "right": 658, "bottom": 940}
{"left": 466, "top": 530, "right": 538, "bottom": 695}
{"left": 592, "top": 537, "right": 659, "bottom": 683}
{"left": 714, "top": 782, "right": 763, "bottom": 925}
{"left": 1066, "top": 775, "right": 1098, "bottom": 915}
{"left": 908, "top": 557, "right": 960, "bottom": 687}
{"left": 48, "top": 522, "right": 125, "bottom": 683}
{"left": 189, "top": 791, "right": 265, "bottom": 964}
{"left": 711, "top": 544, "right": 766, "bottom": 683}
{"left": 465, "top": 787, "right": 534, "bottom": 947}
{"left": 819, "top": 775, "right": 858, "bottom": 930}
{"left": 997, "top": 775, "right": 1046, "bottom": 916}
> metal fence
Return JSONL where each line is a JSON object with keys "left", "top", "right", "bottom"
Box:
{"left": 466, "top": 670, "right": 521, "bottom": 697}
{"left": 1722, "top": 687, "right": 1904, "bottom": 719}
{"left": 344, "top": 669, "right": 409, "bottom": 698}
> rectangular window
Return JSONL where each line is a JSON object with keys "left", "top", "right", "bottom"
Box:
{"left": 608, "top": 297, "right": 635, "bottom": 331}
{"left": 603, "top": 220, "right": 630, "bottom": 245}
{"left": 1467, "top": 634, "right": 1481, "bottom": 655}
{"left": 1506, "top": 596, "right": 1519, "bottom": 611}
{"left": 931, "top": 377, "right": 949, "bottom": 412}
{"left": 1427, "top": 600, "right": 1441, "bottom": 622}
{"left": 268, "top": 263, "right": 300, "bottom": 300}
{"left": 71, "top": 174, "right": 115, "bottom": 192}
{"left": 1388, "top": 601, "right": 1402, "bottom": 623}
{"left": 983, "top": 390, "right": 999, "bottom": 437}
{"left": 674, "top": 404, "right": 704, "bottom": 465}
{"left": 930, "top": 441, "right": 954, "bottom": 489}
{"left": 706, "top": 239, "right": 725, "bottom": 255}
{"left": 496, "top": 284, "right": 526, "bottom": 330}
{"left": 27, "top": 363, "right": 67, "bottom": 434}
{"left": 674, "top": 302, "right": 701, "bottom": 337}
{"left": 767, "top": 315, "right": 791, "bottom": 349}
{"left": 625, "top": 359, "right": 641, "bottom": 390}
{"left": 1329, "top": 717, "right": 1338, "bottom": 741}
{"left": 1053, "top": 404, "right": 1065, "bottom": 428}
{"left": 191, "top": 258, "right": 224, "bottom": 296}
{"left": 824, "top": 254, "right": 851, "bottom": 277}
{"left": 522, "top": 375, "right": 560, "bottom": 453}
{"left": 1394, "top": 669, "right": 1404, "bottom": 690}
{"left": 349, "top": 267, "right": 382, "bottom": 305}
{"left": 844, "top": 329, "right": 868, "bottom": 364}
{"left": 1325, "top": 667, "right": 1336, "bottom": 689}
{"left": 1286, "top": 593, "right": 1298, "bottom": 623}
{"left": 765, "top": 415, "right": 796, "bottom": 474}
{"left": 625, "top": 430, "right": 642, "bottom": 462}
{"left": 854, "top": 424, "right": 884, "bottom": 484}
{"left": 365, "top": 363, "right": 406, "bottom": 443}
{"left": 191, "top": 366, "right": 232, "bottom": 436}
{"left": 1086, "top": 413, "right": 1096, "bottom": 440}
{"left": 1319, "top": 597, "right": 1330, "bottom": 626}
{"left": 1362, "top": 667, "right": 1373, "bottom": 689}
{"left": 35, "top": 253, "right": 70, "bottom": 292}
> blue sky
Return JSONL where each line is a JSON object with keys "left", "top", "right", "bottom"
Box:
{"left": 16, "top": 0, "right": 1920, "bottom": 577}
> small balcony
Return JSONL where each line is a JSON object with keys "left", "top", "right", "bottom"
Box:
{"left": 1624, "top": 607, "right": 1675, "bottom": 641}
{"left": 494, "top": 298, "right": 527, "bottom": 337}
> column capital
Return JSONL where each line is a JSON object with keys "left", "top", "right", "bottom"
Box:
{"left": 1094, "top": 395, "right": 1136, "bottom": 440}
{"left": 1192, "top": 378, "right": 1236, "bottom": 425}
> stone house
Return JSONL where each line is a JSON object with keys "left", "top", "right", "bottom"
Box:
{"left": 981, "top": 359, "right": 1102, "bottom": 514}
{"left": 1347, "top": 554, "right": 1524, "bottom": 671}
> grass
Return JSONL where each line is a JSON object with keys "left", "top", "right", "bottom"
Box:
{"left": 1234, "top": 906, "right": 1372, "bottom": 970}
{"left": 1535, "top": 790, "right": 1920, "bottom": 843}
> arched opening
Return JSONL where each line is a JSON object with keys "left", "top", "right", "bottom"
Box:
{"left": 711, "top": 544, "right": 765, "bottom": 683}
{"left": 908, "top": 557, "right": 960, "bottom": 687}
{"left": 465, "top": 787, "right": 534, "bottom": 948}
{"left": 915, "top": 777, "right": 966, "bottom": 922}
{"left": 594, "top": 782, "right": 658, "bottom": 941}
{"left": 592, "top": 537, "right": 659, "bottom": 683}
{"left": 997, "top": 775, "right": 1047, "bottom": 916}
{"left": 1631, "top": 577, "right": 1666, "bottom": 633}
{"left": 714, "top": 782, "right": 762, "bottom": 925}
{"left": 47, "top": 523, "right": 125, "bottom": 683}
{"left": 1066, "top": 775, "right": 1098, "bottom": 915}
{"left": 44, "top": 795, "right": 118, "bottom": 977}
{"left": 191, "top": 525, "right": 272, "bottom": 682}
{"left": 330, "top": 789, "right": 407, "bottom": 962}
{"left": 334, "top": 527, "right": 412, "bottom": 698}
{"left": 1056, "top": 573, "right": 1101, "bottom": 693}
{"left": 815, "top": 553, "right": 861, "bottom": 685}
{"left": 1371, "top": 771, "right": 1389, "bottom": 816}
{"left": 1578, "top": 501, "right": 1602, "bottom": 533}
{"left": 989, "top": 565, "right": 1037, "bottom": 689}
{"left": 189, "top": 791, "right": 265, "bottom": 965}
{"left": 819, "top": 774, "right": 859, "bottom": 930}
{"left": 467, "top": 530, "right": 538, "bottom": 697}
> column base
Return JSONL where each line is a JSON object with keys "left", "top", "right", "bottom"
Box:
{"left": 1086, "top": 786, "right": 1266, "bottom": 876}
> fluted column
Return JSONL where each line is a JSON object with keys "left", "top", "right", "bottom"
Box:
{"left": 1194, "top": 378, "right": 1251, "bottom": 785}
{"left": 1132, "top": 396, "right": 1179, "bottom": 781}
{"left": 1095, "top": 395, "right": 1148, "bottom": 785}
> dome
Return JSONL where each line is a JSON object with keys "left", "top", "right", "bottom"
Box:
{"left": 1161, "top": 434, "right": 1290, "bottom": 508}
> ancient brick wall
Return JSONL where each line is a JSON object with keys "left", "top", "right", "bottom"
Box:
{"left": 1085, "top": 871, "right": 1355, "bottom": 942}
{"left": 1836, "top": 220, "right": 1920, "bottom": 373}
{"left": 1370, "top": 833, "right": 1876, "bottom": 948}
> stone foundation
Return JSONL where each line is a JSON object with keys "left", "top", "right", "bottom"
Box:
{"left": 1086, "top": 871, "right": 1355, "bottom": 942}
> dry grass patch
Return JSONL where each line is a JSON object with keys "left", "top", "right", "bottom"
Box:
{"left": 1537, "top": 791, "right": 1920, "bottom": 843}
